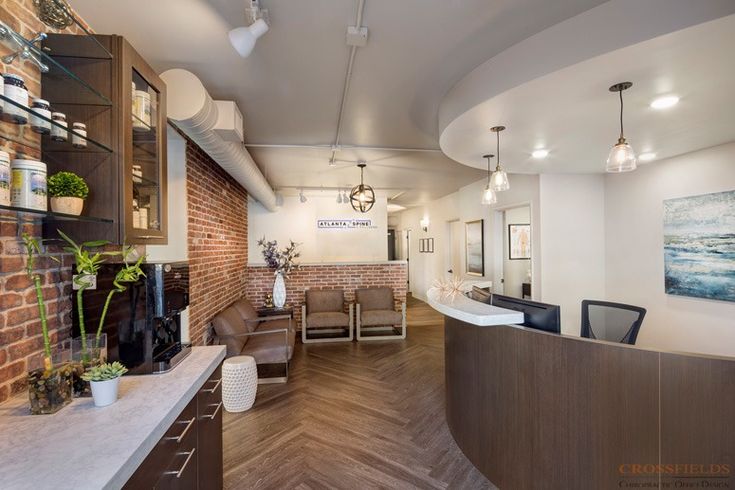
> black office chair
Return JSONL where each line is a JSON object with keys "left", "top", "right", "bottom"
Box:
{"left": 580, "top": 300, "right": 646, "bottom": 345}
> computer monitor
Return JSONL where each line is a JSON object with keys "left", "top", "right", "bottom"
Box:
{"left": 489, "top": 294, "right": 561, "bottom": 334}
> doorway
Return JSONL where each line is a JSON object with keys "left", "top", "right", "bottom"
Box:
{"left": 446, "top": 220, "right": 463, "bottom": 279}
{"left": 387, "top": 229, "right": 396, "bottom": 260}
{"left": 494, "top": 205, "right": 532, "bottom": 299}
{"left": 404, "top": 229, "right": 412, "bottom": 293}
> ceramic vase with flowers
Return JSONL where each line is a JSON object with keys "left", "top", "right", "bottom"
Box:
{"left": 258, "top": 237, "right": 300, "bottom": 308}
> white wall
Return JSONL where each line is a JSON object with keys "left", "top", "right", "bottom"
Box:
{"left": 249, "top": 194, "right": 388, "bottom": 264}
{"left": 147, "top": 126, "right": 191, "bottom": 341}
{"left": 393, "top": 174, "right": 540, "bottom": 301}
{"left": 539, "top": 174, "right": 607, "bottom": 334}
{"left": 605, "top": 142, "right": 735, "bottom": 357}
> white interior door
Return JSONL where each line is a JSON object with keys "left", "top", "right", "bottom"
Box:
{"left": 502, "top": 206, "right": 532, "bottom": 298}
{"left": 447, "top": 220, "right": 463, "bottom": 279}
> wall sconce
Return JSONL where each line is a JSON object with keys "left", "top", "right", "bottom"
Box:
{"left": 420, "top": 217, "right": 430, "bottom": 232}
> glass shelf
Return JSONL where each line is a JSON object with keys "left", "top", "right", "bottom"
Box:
{"left": 46, "top": 0, "right": 113, "bottom": 59}
{"left": 0, "top": 94, "right": 113, "bottom": 153}
{"left": 0, "top": 19, "right": 112, "bottom": 107}
{"left": 0, "top": 203, "right": 113, "bottom": 223}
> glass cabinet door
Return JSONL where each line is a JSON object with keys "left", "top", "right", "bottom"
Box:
{"left": 122, "top": 36, "right": 167, "bottom": 244}
{"left": 131, "top": 69, "right": 161, "bottom": 233}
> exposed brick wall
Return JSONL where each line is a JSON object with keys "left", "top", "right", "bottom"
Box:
{"left": 0, "top": 1, "right": 90, "bottom": 403}
{"left": 244, "top": 263, "right": 408, "bottom": 327}
{"left": 186, "top": 141, "right": 248, "bottom": 345}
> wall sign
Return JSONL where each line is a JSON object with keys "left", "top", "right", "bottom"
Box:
{"left": 317, "top": 219, "right": 376, "bottom": 229}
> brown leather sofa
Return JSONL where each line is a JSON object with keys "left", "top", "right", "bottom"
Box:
{"left": 301, "top": 289, "right": 354, "bottom": 343}
{"left": 212, "top": 298, "right": 295, "bottom": 382}
{"left": 355, "top": 287, "right": 406, "bottom": 340}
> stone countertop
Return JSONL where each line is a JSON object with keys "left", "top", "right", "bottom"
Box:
{"left": 0, "top": 346, "right": 226, "bottom": 490}
{"left": 427, "top": 288, "right": 524, "bottom": 326}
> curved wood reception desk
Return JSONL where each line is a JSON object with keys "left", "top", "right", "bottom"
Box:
{"left": 432, "top": 292, "right": 735, "bottom": 489}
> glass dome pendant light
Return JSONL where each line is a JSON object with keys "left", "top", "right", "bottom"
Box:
{"left": 606, "top": 82, "right": 637, "bottom": 173}
{"left": 481, "top": 153, "right": 497, "bottom": 205}
{"left": 489, "top": 126, "right": 510, "bottom": 191}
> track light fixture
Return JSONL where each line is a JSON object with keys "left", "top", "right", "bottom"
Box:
{"left": 489, "top": 126, "right": 510, "bottom": 191}
{"left": 481, "top": 153, "right": 497, "bottom": 205}
{"left": 349, "top": 162, "right": 375, "bottom": 213}
{"left": 336, "top": 190, "right": 342, "bottom": 204}
{"left": 299, "top": 189, "right": 307, "bottom": 203}
{"left": 606, "top": 82, "right": 637, "bottom": 173}
{"left": 229, "top": 1, "right": 269, "bottom": 58}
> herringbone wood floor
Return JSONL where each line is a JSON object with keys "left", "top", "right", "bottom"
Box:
{"left": 222, "top": 297, "right": 495, "bottom": 489}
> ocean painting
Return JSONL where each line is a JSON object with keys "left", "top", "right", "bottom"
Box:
{"left": 663, "top": 190, "right": 735, "bottom": 302}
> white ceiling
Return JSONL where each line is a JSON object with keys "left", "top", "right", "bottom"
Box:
{"left": 69, "top": 0, "right": 608, "bottom": 206}
{"left": 439, "top": 13, "right": 735, "bottom": 173}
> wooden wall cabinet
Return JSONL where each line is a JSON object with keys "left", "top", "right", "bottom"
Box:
{"left": 124, "top": 365, "right": 223, "bottom": 489}
{"left": 40, "top": 34, "right": 167, "bottom": 244}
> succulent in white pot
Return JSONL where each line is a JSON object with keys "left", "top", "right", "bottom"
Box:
{"left": 48, "top": 171, "right": 89, "bottom": 215}
{"left": 81, "top": 361, "right": 128, "bottom": 407}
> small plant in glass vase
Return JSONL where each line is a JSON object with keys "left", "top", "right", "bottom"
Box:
{"left": 258, "top": 237, "right": 300, "bottom": 308}
{"left": 58, "top": 230, "right": 119, "bottom": 396}
{"left": 22, "top": 234, "right": 74, "bottom": 415}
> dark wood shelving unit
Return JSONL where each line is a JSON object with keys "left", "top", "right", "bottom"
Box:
{"left": 37, "top": 33, "right": 168, "bottom": 244}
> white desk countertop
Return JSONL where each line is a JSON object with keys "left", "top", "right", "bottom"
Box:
{"left": 427, "top": 288, "right": 524, "bottom": 326}
{"left": 0, "top": 346, "right": 226, "bottom": 490}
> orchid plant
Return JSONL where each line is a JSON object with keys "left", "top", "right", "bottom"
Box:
{"left": 257, "top": 237, "right": 301, "bottom": 277}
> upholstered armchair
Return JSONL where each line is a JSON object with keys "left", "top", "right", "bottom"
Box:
{"left": 301, "top": 289, "right": 354, "bottom": 343}
{"left": 212, "top": 298, "right": 295, "bottom": 383}
{"left": 355, "top": 287, "right": 406, "bottom": 340}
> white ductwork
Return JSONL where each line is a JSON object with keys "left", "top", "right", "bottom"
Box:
{"left": 160, "top": 68, "right": 278, "bottom": 212}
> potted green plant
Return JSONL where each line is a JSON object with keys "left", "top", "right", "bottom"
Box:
{"left": 48, "top": 171, "right": 89, "bottom": 215}
{"left": 81, "top": 361, "right": 128, "bottom": 407}
{"left": 22, "top": 234, "right": 74, "bottom": 415}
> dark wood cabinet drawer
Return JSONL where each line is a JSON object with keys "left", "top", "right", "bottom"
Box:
{"left": 197, "top": 365, "right": 223, "bottom": 490}
{"left": 124, "top": 396, "right": 198, "bottom": 489}
{"left": 124, "top": 363, "right": 223, "bottom": 489}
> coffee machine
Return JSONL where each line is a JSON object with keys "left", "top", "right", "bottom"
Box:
{"left": 72, "top": 261, "right": 191, "bottom": 374}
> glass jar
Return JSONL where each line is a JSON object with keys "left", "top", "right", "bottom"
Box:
{"left": 133, "top": 89, "right": 151, "bottom": 131}
{"left": 72, "top": 122, "right": 87, "bottom": 148}
{"left": 50, "top": 112, "right": 68, "bottom": 142}
{"left": 27, "top": 343, "right": 73, "bottom": 415}
{"left": 71, "top": 333, "right": 107, "bottom": 397}
{"left": 2, "top": 73, "right": 29, "bottom": 124}
{"left": 10, "top": 158, "right": 47, "bottom": 211}
{"left": 132, "top": 164, "right": 143, "bottom": 183}
{"left": 0, "top": 150, "right": 10, "bottom": 206}
{"left": 30, "top": 98, "right": 52, "bottom": 134}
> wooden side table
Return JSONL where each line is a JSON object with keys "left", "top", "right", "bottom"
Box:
{"left": 257, "top": 306, "right": 294, "bottom": 319}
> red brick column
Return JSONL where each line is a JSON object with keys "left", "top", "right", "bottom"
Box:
{"left": 186, "top": 142, "right": 248, "bottom": 345}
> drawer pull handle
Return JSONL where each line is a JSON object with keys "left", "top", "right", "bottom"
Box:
{"left": 202, "top": 378, "right": 222, "bottom": 393}
{"left": 165, "top": 417, "right": 195, "bottom": 443}
{"left": 204, "top": 401, "right": 223, "bottom": 420}
{"left": 165, "top": 448, "right": 196, "bottom": 478}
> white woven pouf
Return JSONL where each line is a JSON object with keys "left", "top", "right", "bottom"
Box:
{"left": 222, "top": 355, "right": 258, "bottom": 413}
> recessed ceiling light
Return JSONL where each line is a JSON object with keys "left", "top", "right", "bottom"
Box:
{"left": 650, "top": 95, "right": 679, "bottom": 110}
{"left": 531, "top": 149, "right": 549, "bottom": 159}
{"left": 639, "top": 152, "right": 656, "bottom": 162}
